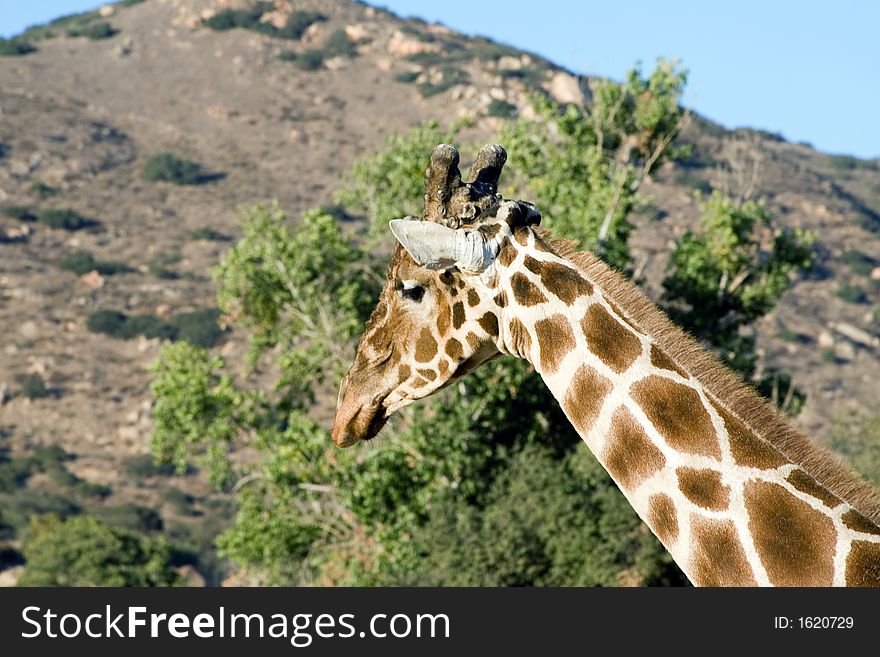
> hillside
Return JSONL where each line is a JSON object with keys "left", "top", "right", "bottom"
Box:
{"left": 1, "top": 0, "right": 879, "bottom": 584}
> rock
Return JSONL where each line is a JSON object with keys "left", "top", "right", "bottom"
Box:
{"left": 0, "top": 566, "right": 24, "bottom": 587}
{"left": 489, "top": 87, "right": 506, "bottom": 100}
{"left": 387, "top": 30, "right": 440, "bottom": 58}
{"left": 497, "top": 56, "right": 522, "bottom": 71}
{"left": 817, "top": 330, "right": 835, "bottom": 349}
{"left": 99, "top": 5, "right": 115, "bottom": 17}
{"left": 176, "top": 565, "right": 207, "bottom": 587}
{"left": 871, "top": 266, "right": 880, "bottom": 281}
{"left": 79, "top": 270, "right": 105, "bottom": 289}
{"left": 374, "top": 57, "right": 393, "bottom": 71}
{"left": 546, "top": 72, "right": 584, "bottom": 106}
{"left": 155, "top": 304, "right": 172, "bottom": 317}
{"left": 345, "top": 24, "right": 369, "bottom": 42}
{"left": 834, "top": 340, "right": 856, "bottom": 361}
{"left": 19, "top": 320, "right": 38, "bottom": 339}
{"left": 831, "top": 322, "right": 879, "bottom": 348}
{"left": 0, "top": 383, "right": 8, "bottom": 406}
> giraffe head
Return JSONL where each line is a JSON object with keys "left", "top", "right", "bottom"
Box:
{"left": 332, "top": 144, "right": 540, "bottom": 447}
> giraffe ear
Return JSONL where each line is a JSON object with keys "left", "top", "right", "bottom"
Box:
{"left": 389, "top": 219, "right": 497, "bottom": 273}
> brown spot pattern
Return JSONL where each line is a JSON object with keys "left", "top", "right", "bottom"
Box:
{"left": 465, "top": 332, "right": 481, "bottom": 350}
{"left": 467, "top": 289, "right": 481, "bottom": 307}
{"left": 452, "top": 302, "right": 465, "bottom": 329}
{"left": 445, "top": 337, "right": 464, "bottom": 361}
{"left": 398, "top": 364, "right": 411, "bottom": 382}
{"left": 478, "top": 223, "right": 500, "bottom": 239}
{"left": 631, "top": 376, "right": 721, "bottom": 459}
{"left": 534, "top": 315, "right": 576, "bottom": 375}
{"left": 411, "top": 378, "right": 428, "bottom": 388}
{"left": 438, "top": 360, "right": 449, "bottom": 376}
{"left": 841, "top": 509, "right": 880, "bottom": 536}
{"left": 510, "top": 273, "right": 548, "bottom": 306}
{"left": 524, "top": 257, "right": 594, "bottom": 305}
{"left": 649, "top": 344, "right": 688, "bottom": 378}
{"left": 414, "top": 328, "right": 438, "bottom": 363}
{"left": 677, "top": 467, "right": 730, "bottom": 511}
{"left": 581, "top": 304, "right": 642, "bottom": 373}
{"left": 744, "top": 480, "right": 836, "bottom": 586}
{"left": 563, "top": 364, "right": 612, "bottom": 434}
{"left": 786, "top": 470, "right": 841, "bottom": 509}
{"left": 508, "top": 318, "right": 532, "bottom": 359}
{"left": 709, "top": 400, "right": 788, "bottom": 470}
{"left": 417, "top": 368, "right": 437, "bottom": 381}
{"left": 478, "top": 312, "right": 499, "bottom": 337}
{"left": 845, "top": 541, "right": 880, "bottom": 586}
{"left": 603, "top": 407, "right": 665, "bottom": 490}
{"left": 493, "top": 291, "right": 507, "bottom": 308}
{"left": 690, "top": 516, "right": 757, "bottom": 586}
{"left": 436, "top": 303, "right": 451, "bottom": 335}
{"left": 513, "top": 227, "right": 530, "bottom": 246}
{"left": 497, "top": 237, "right": 516, "bottom": 267}
{"left": 648, "top": 493, "right": 679, "bottom": 544}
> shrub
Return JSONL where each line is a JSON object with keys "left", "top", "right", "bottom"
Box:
{"left": 174, "top": 308, "right": 224, "bottom": 348}
{"left": 86, "top": 309, "right": 128, "bottom": 337}
{"left": 143, "top": 153, "right": 202, "bottom": 185}
{"left": 17, "top": 373, "right": 50, "bottom": 400}
{"left": 841, "top": 250, "right": 878, "bottom": 276}
{"left": 394, "top": 70, "right": 420, "bottom": 84}
{"left": 58, "top": 250, "right": 131, "bottom": 276}
{"left": 323, "top": 29, "right": 357, "bottom": 58}
{"left": 0, "top": 455, "right": 33, "bottom": 493}
{"left": 30, "top": 180, "right": 55, "bottom": 198}
{"left": 204, "top": 4, "right": 324, "bottom": 39}
{"left": 2, "top": 205, "right": 36, "bottom": 221}
{"left": 0, "top": 39, "right": 36, "bottom": 56}
{"left": 278, "top": 51, "right": 297, "bottom": 62}
{"left": 17, "top": 515, "right": 179, "bottom": 586}
{"left": 191, "top": 227, "right": 229, "bottom": 241}
{"left": 163, "top": 487, "right": 198, "bottom": 516}
{"left": 836, "top": 282, "right": 868, "bottom": 304}
{"left": 124, "top": 454, "right": 177, "bottom": 479}
{"left": 37, "top": 208, "right": 87, "bottom": 230}
{"left": 67, "top": 22, "right": 117, "bottom": 40}
{"left": 295, "top": 50, "right": 324, "bottom": 71}
{"left": 2, "top": 489, "right": 81, "bottom": 531}
{"left": 280, "top": 10, "right": 326, "bottom": 39}
{"left": 417, "top": 67, "right": 469, "bottom": 97}
{"left": 487, "top": 98, "right": 517, "bottom": 118}
{"left": 97, "top": 504, "right": 163, "bottom": 533}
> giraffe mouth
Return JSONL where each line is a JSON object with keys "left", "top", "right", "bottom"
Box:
{"left": 332, "top": 393, "right": 390, "bottom": 447}
{"left": 362, "top": 407, "right": 389, "bottom": 442}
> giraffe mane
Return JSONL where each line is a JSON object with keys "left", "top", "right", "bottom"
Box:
{"left": 536, "top": 228, "right": 880, "bottom": 525}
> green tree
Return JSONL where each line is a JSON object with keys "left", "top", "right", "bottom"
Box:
{"left": 661, "top": 191, "right": 814, "bottom": 413}
{"left": 501, "top": 59, "right": 689, "bottom": 270}
{"left": 18, "top": 515, "right": 179, "bottom": 587}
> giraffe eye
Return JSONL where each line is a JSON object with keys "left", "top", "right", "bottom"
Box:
{"left": 398, "top": 280, "right": 425, "bottom": 303}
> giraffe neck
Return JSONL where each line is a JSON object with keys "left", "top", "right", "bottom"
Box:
{"left": 492, "top": 226, "right": 880, "bottom": 586}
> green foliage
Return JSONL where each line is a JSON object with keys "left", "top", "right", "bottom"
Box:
{"left": 67, "top": 22, "right": 117, "bottom": 40}
{"left": 143, "top": 153, "right": 203, "bottom": 185}
{"left": 203, "top": 4, "right": 324, "bottom": 40}
{"left": 97, "top": 504, "right": 163, "bottom": 533}
{"left": 417, "top": 66, "right": 469, "bottom": 97}
{"left": 487, "top": 98, "right": 517, "bottom": 118}
{"left": 662, "top": 191, "right": 814, "bottom": 379}
{"left": 30, "top": 180, "right": 55, "bottom": 198}
{"left": 835, "top": 282, "right": 868, "bottom": 304}
{"left": 124, "top": 453, "right": 177, "bottom": 479}
{"left": 17, "top": 373, "right": 50, "bottom": 400}
{"left": 58, "top": 250, "right": 131, "bottom": 276}
{"left": 828, "top": 413, "right": 880, "bottom": 484}
{"left": 37, "top": 207, "right": 87, "bottom": 230}
{"left": 336, "top": 120, "right": 468, "bottom": 239}
{"left": 501, "top": 59, "right": 689, "bottom": 270}
{"left": 18, "top": 515, "right": 179, "bottom": 586}
{"left": 174, "top": 308, "right": 224, "bottom": 348}
{"left": 323, "top": 29, "right": 357, "bottom": 58}
{"left": 0, "top": 39, "right": 36, "bottom": 56}
{"left": 842, "top": 250, "right": 879, "bottom": 276}
{"left": 2, "top": 206, "right": 36, "bottom": 221}
{"left": 294, "top": 50, "right": 324, "bottom": 70}
{"left": 163, "top": 487, "right": 198, "bottom": 516}
{"left": 829, "top": 154, "right": 874, "bottom": 173}
{"left": 394, "top": 70, "right": 420, "bottom": 84}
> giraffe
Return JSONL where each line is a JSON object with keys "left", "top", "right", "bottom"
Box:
{"left": 332, "top": 143, "right": 880, "bottom": 586}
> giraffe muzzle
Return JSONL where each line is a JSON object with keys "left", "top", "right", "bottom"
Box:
{"left": 331, "top": 392, "right": 389, "bottom": 448}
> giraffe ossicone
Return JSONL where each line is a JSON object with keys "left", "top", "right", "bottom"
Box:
{"left": 332, "top": 143, "right": 880, "bottom": 587}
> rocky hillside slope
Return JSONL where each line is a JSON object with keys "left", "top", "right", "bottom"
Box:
{"left": 1, "top": 0, "right": 879, "bottom": 578}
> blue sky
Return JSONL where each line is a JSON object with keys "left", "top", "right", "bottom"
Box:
{"left": 2, "top": 1, "right": 878, "bottom": 159}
